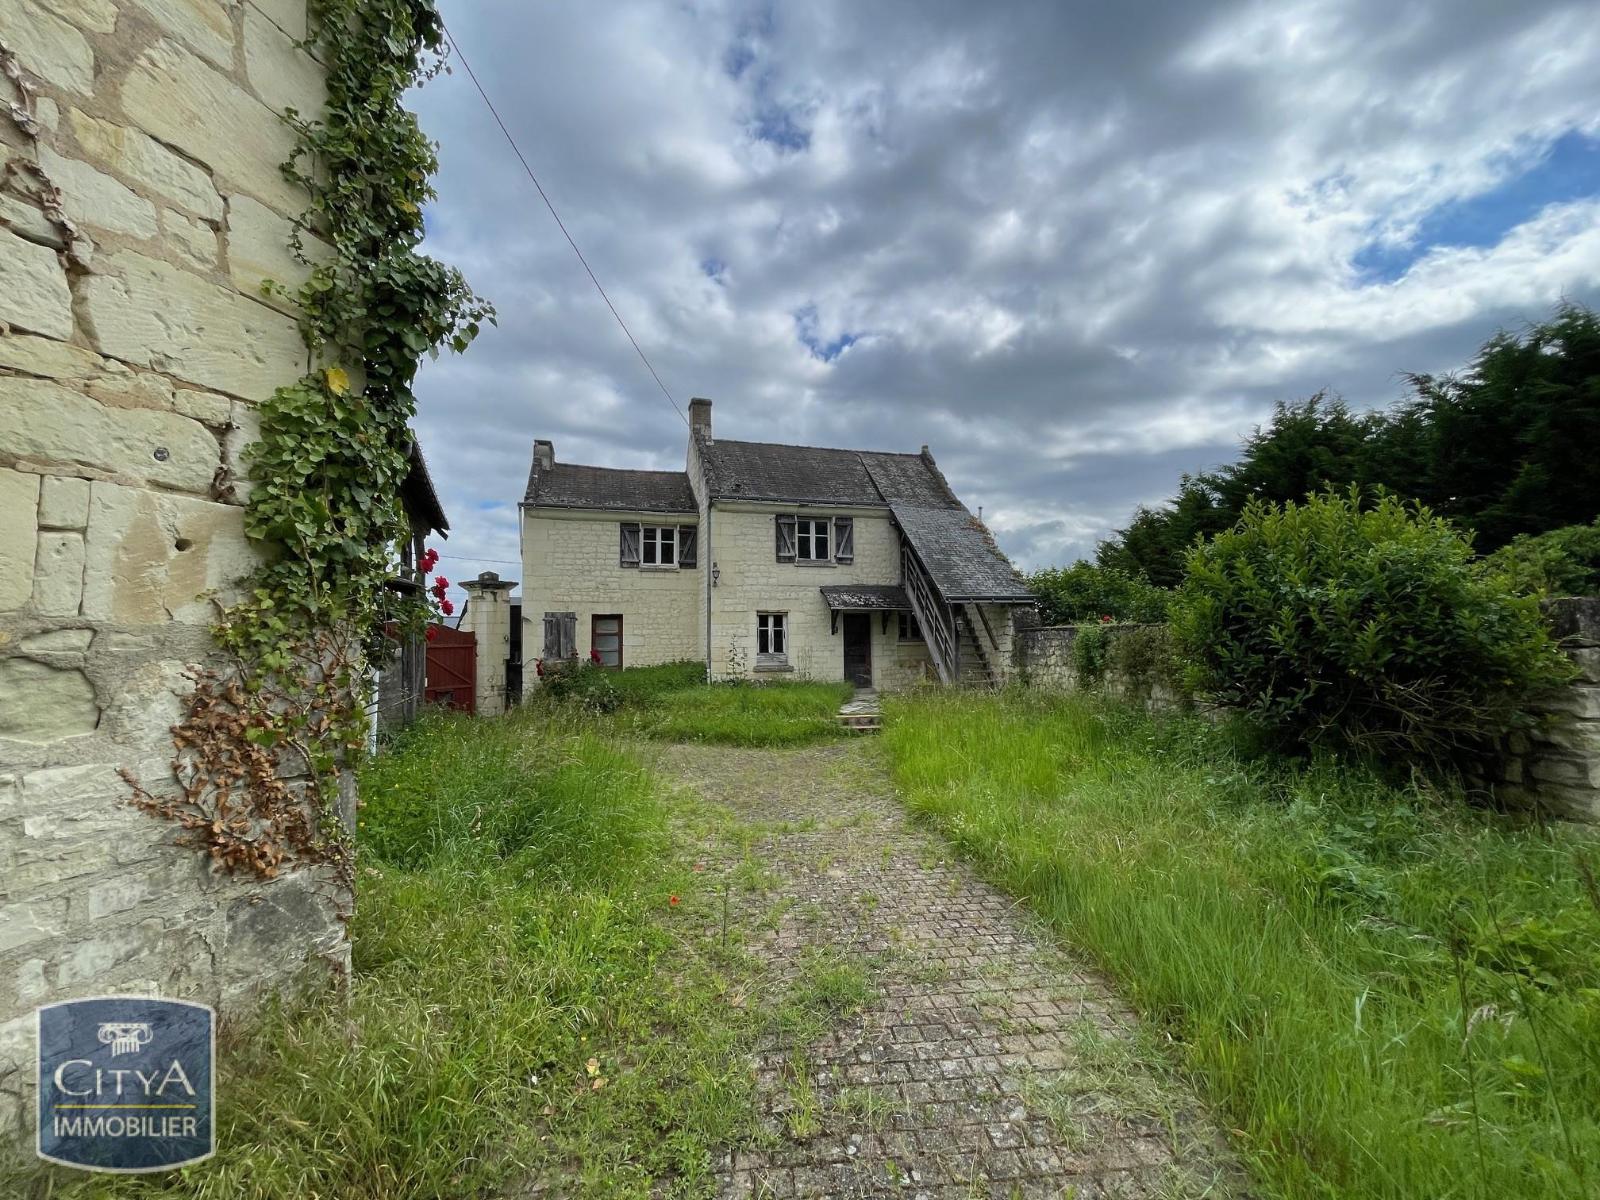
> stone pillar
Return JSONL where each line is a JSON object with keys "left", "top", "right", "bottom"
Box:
{"left": 461, "top": 572, "right": 517, "bottom": 717}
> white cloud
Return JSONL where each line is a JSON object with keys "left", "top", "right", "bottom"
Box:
{"left": 409, "top": 0, "right": 1600, "bottom": 578}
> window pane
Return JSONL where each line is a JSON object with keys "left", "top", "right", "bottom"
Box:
{"left": 774, "top": 615, "right": 786, "bottom": 654}
{"left": 757, "top": 618, "right": 770, "bottom": 654}
{"left": 595, "top": 617, "right": 620, "bottom": 633}
{"left": 661, "top": 528, "right": 675, "bottom": 565}
{"left": 815, "top": 526, "right": 828, "bottom": 558}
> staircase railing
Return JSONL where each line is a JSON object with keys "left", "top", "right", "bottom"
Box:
{"left": 957, "top": 606, "right": 995, "bottom": 684}
{"left": 902, "top": 543, "right": 956, "bottom": 683}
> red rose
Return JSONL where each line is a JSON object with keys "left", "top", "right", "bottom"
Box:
{"left": 589, "top": 648, "right": 601, "bottom": 663}
{"left": 425, "top": 625, "right": 439, "bottom": 642}
{"left": 440, "top": 598, "right": 454, "bottom": 616}
{"left": 434, "top": 575, "right": 449, "bottom": 590}
{"left": 1100, "top": 615, "right": 1113, "bottom": 623}
{"left": 668, "top": 895, "right": 679, "bottom": 907}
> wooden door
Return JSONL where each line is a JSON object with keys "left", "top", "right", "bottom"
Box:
{"left": 424, "top": 625, "right": 476, "bottom": 714}
{"left": 842, "top": 613, "right": 872, "bottom": 687}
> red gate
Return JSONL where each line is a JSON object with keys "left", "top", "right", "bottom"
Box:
{"left": 424, "top": 624, "right": 476, "bottom": 714}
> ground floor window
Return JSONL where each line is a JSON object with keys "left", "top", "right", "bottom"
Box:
{"left": 898, "top": 612, "right": 922, "bottom": 642}
{"left": 592, "top": 614, "right": 622, "bottom": 667}
{"left": 757, "top": 611, "right": 788, "bottom": 663}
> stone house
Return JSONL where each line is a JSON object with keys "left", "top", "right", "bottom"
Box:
{"left": 520, "top": 399, "right": 1034, "bottom": 689}
{"left": 0, "top": 0, "right": 346, "bottom": 1130}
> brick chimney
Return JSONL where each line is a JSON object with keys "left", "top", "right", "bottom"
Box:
{"left": 532, "top": 439, "right": 554, "bottom": 471}
{"left": 688, "top": 397, "right": 712, "bottom": 439}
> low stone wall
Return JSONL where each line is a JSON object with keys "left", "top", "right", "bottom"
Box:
{"left": 1017, "top": 603, "right": 1600, "bottom": 822}
{"left": 1015, "top": 622, "right": 1184, "bottom": 707}
{"left": 1487, "top": 598, "right": 1600, "bottom": 821}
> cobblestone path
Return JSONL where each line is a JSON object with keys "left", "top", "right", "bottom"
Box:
{"left": 655, "top": 739, "right": 1235, "bottom": 1200}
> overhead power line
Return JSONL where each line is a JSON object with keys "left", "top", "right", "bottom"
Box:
{"left": 441, "top": 21, "right": 688, "bottom": 428}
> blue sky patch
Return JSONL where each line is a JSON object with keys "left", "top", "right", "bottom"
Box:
{"left": 753, "top": 103, "right": 810, "bottom": 152}
{"left": 794, "top": 304, "right": 859, "bottom": 361}
{"left": 1353, "top": 130, "right": 1600, "bottom": 282}
{"left": 700, "top": 257, "right": 727, "bottom": 284}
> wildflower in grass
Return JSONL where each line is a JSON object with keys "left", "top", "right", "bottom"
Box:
{"left": 585, "top": 1057, "right": 600, "bottom": 1077}
{"left": 669, "top": 895, "right": 680, "bottom": 907}
{"left": 692, "top": 862, "right": 705, "bottom": 873}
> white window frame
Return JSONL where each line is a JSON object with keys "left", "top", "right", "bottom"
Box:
{"left": 794, "top": 518, "right": 830, "bottom": 563}
{"left": 756, "top": 611, "right": 788, "bottom": 663}
{"left": 641, "top": 524, "right": 677, "bottom": 568}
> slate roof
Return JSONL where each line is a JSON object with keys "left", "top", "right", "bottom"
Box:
{"left": 698, "top": 439, "right": 885, "bottom": 505}
{"left": 524, "top": 462, "right": 696, "bottom": 514}
{"left": 820, "top": 584, "right": 912, "bottom": 611}
{"left": 888, "top": 502, "right": 1034, "bottom": 603}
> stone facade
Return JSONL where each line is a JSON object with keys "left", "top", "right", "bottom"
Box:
{"left": 522, "top": 508, "right": 704, "bottom": 669}
{"left": 0, "top": 0, "right": 346, "bottom": 1132}
{"left": 1015, "top": 623, "right": 1183, "bottom": 707}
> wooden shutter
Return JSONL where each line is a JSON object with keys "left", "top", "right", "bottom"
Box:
{"left": 619, "top": 522, "right": 641, "bottom": 567}
{"left": 775, "top": 514, "right": 796, "bottom": 561}
{"left": 541, "top": 612, "right": 560, "bottom": 657}
{"left": 833, "top": 516, "right": 854, "bottom": 563}
{"left": 559, "top": 612, "right": 577, "bottom": 659}
{"left": 678, "top": 525, "right": 697, "bottom": 567}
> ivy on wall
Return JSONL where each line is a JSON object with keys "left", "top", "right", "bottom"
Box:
{"left": 127, "top": 0, "right": 492, "bottom": 887}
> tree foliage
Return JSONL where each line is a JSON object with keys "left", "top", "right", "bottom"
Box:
{"left": 1170, "top": 489, "right": 1574, "bottom": 771}
{"left": 1097, "top": 305, "right": 1600, "bottom": 585}
{"left": 1483, "top": 518, "right": 1600, "bottom": 598}
{"left": 1027, "top": 561, "right": 1171, "bottom": 624}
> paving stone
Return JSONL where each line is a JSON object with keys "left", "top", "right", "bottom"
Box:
{"left": 653, "top": 741, "right": 1238, "bottom": 1199}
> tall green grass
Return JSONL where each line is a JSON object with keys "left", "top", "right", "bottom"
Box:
{"left": 7, "top": 710, "right": 755, "bottom": 1199}
{"left": 883, "top": 690, "right": 1600, "bottom": 1199}
{"left": 630, "top": 680, "right": 855, "bottom": 746}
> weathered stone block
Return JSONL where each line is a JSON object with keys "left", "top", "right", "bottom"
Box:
{"left": 78, "top": 249, "right": 304, "bottom": 401}
{"left": 0, "top": 658, "right": 99, "bottom": 742}
{"left": 118, "top": 38, "right": 302, "bottom": 216}
{"left": 39, "top": 474, "right": 91, "bottom": 530}
{"left": 32, "top": 530, "right": 86, "bottom": 616}
{"left": 0, "top": 376, "right": 220, "bottom": 493}
{"left": 0, "top": 0, "right": 95, "bottom": 94}
{"left": 0, "top": 469, "right": 41, "bottom": 611}
{"left": 0, "top": 226, "right": 73, "bottom": 341}
{"left": 172, "top": 387, "right": 234, "bottom": 427}
{"left": 66, "top": 108, "right": 224, "bottom": 222}
{"left": 51, "top": 0, "right": 117, "bottom": 34}
{"left": 82, "top": 483, "right": 257, "bottom": 623}
{"left": 0, "top": 192, "right": 66, "bottom": 249}
{"left": 1528, "top": 754, "right": 1600, "bottom": 788}
{"left": 125, "top": 0, "right": 238, "bottom": 70}
{"left": 0, "top": 899, "right": 67, "bottom": 955}
{"left": 162, "top": 207, "right": 219, "bottom": 269}
{"left": 1540, "top": 686, "right": 1600, "bottom": 721}
{"left": 226, "top": 193, "right": 327, "bottom": 311}
{"left": 38, "top": 147, "right": 160, "bottom": 240}
{"left": 244, "top": 4, "right": 325, "bottom": 116}
{"left": 18, "top": 628, "right": 93, "bottom": 653}
{"left": 0, "top": 332, "right": 101, "bottom": 380}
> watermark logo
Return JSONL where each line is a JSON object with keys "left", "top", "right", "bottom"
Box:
{"left": 37, "top": 997, "right": 215, "bottom": 1173}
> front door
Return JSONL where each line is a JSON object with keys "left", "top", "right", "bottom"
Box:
{"left": 842, "top": 613, "right": 872, "bottom": 687}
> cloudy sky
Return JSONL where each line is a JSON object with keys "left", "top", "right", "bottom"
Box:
{"left": 408, "top": 0, "right": 1600, "bottom": 595}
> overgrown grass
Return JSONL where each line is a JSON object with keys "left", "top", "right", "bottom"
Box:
{"left": 628, "top": 681, "right": 854, "bottom": 746}
{"left": 6, "top": 709, "right": 765, "bottom": 1199}
{"left": 883, "top": 689, "right": 1600, "bottom": 1200}
{"left": 531, "top": 661, "right": 854, "bottom": 747}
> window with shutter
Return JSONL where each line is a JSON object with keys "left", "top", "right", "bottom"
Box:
{"left": 776, "top": 514, "right": 797, "bottom": 561}
{"left": 678, "top": 525, "right": 697, "bottom": 567}
{"left": 833, "top": 517, "right": 854, "bottom": 563}
{"left": 558, "top": 612, "right": 577, "bottom": 659}
{"left": 542, "top": 613, "right": 560, "bottom": 657}
{"left": 620, "top": 523, "right": 641, "bottom": 567}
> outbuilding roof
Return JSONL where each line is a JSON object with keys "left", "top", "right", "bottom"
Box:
{"left": 524, "top": 462, "right": 697, "bottom": 514}
{"left": 820, "top": 584, "right": 912, "bottom": 611}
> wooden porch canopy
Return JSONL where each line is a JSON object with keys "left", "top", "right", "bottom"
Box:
{"left": 820, "top": 584, "right": 911, "bottom": 634}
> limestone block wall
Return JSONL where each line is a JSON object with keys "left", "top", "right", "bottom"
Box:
{"left": 0, "top": 0, "right": 346, "bottom": 1132}
{"left": 708, "top": 504, "right": 904, "bottom": 683}
{"left": 521, "top": 508, "right": 702, "bottom": 671}
{"left": 1015, "top": 623, "right": 1184, "bottom": 707}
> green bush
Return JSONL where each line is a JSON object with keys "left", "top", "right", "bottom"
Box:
{"left": 1071, "top": 623, "right": 1112, "bottom": 685}
{"left": 1028, "top": 561, "right": 1171, "bottom": 624}
{"left": 1105, "top": 623, "right": 1186, "bottom": 699}
{"left": 1483, "top": 517, "right": 1600, "bottom": 597}
{"left": 1170, "top": 489, "right": 1573, "bottom": 769}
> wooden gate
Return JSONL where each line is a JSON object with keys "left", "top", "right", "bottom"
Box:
{"left": 424, "top": 624, "right": 476, "bottom": 714}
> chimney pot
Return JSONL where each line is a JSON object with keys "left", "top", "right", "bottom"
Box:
{"left": 533, "top": 439, "right": 554, "bottom": 471}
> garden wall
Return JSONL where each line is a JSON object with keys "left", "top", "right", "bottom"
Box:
{"left": 1016, "top": 602, "right": 1600, "bottom": 821}
{"left": 0, "top": 0, "right": 346, "bottom": 1132}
